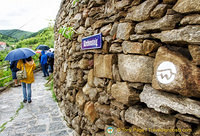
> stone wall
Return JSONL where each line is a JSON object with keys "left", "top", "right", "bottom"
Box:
{"left": 54, "top": 0, "right": 200, "bottom": 135}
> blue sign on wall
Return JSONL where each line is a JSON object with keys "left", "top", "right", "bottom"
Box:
{"left": 81, "top": 33, "right": 102, "bottom": 50}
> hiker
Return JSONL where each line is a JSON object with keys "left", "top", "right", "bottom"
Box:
{"left": 47, "top": 52, "right": 54, "bottom": 73}
{"left": 10, "top": 60, "right": 21, "bottom": 87}
{"left": 17, "top": 57, "right": 36, "bottom": 103}
{"left": 40, "top": 50, "right": 49, "bottom": 77}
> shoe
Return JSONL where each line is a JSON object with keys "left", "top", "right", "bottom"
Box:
{"left": 23, "top": 100, "right": 27, "bottom": 103}
{"left": 28, "top": 100, "right": 32, "bottom": 103}
{"left": 14, "top": 84, "right": 18, "bottom": 87}
{"left": 18, "top": 83, "right": 21, "bottom": 86}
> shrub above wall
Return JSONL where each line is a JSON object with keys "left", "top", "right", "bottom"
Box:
{"left": 54, "top": 0, "right": 200, "bottom": 135}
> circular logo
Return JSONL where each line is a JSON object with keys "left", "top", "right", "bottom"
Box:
{"left": 107, "top": 127, "right": 114, "bottom": 134}
{"left": 156, "top": 61, "right": 176, "bottom": 84}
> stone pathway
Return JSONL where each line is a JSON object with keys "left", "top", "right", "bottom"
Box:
{"left": 0, "top": 71, "right": 75, "bottom": 136}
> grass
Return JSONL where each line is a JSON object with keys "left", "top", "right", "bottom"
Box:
{"left": 45, "top": 74, "right": 58, "bottom": 102}
{"left": 0, "top": 102, "right": 24, "bottom": 133}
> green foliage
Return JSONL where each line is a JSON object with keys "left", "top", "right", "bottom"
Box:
{"left": 0, "top": 50, "right": 9, "bottom": 62}
{"left": 45, "top": 75, "right": 58, "bottom": 102}
{"left": 58, "top": 26, "right": 75, "bottom": 40}
{"left": 50, "top": 80, "right": 57, "bottom": 102}
{"left": 0, "top": 33, "right": 18, "bottom": 45}
{"left": 0, "top": 29, "right": 33, "bottom": 40}
{"left": 73, "top": 0, "right": 79, "bottom": 5}
{"left": 16, "top": 26, "right": 54, "bottom": 49}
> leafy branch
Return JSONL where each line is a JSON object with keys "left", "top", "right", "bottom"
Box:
{"left": 73, "top": 0, "right": 79, "bottom": 5}
{"left": 58, "top": 26, "right": 75, "bottom": 40}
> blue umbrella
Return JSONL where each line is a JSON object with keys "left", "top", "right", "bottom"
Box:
{"left": 4, "top": 48, "right": 35, "bottom": 61}
{"left": 36, "top": 45, "right": 50, "bottom": 50}
{"left": 46, "top": 52, "right": 54, "bottom": 58}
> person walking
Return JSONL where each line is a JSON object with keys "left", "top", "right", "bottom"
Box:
{"left": 10, "top": 60, "right": 21, "bottom": 87}
{"left": 47, "top": 53, "right": 54, "bottom": 73}
{"left": 17, "top": 57, "right": 36, "bottom": 103}
{"left": 41, "top": 50, "right": 49, "bottom": 77}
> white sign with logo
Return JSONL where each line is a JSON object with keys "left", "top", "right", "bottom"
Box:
{"left": 156, "top": 61, "right": 177, "bottom": 84}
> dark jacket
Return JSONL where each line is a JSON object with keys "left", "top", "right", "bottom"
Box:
{"left": 10, "top": 60, "right": 19, "bottom": 72}
{"left": 40, "top": 50, "right": 48, "bottom": 65}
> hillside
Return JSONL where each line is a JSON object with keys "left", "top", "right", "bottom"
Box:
{"left": 0, "top": 33, "right": 18, "bottom": 45}
{"left": 0, "top": 29, "right": 33, "bottom": 40}
{"left": 16, "top": 26, "right": 54, "bottom": 49}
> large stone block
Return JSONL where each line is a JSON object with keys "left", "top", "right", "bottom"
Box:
{"left": 152, "top": 25, "right": 200, "bottom": 45}
{"left": 111, "top": 82, "right": 140, "bottom": 105}
{"left": 118, "top": 54, "right": 154, "bottom": 83}
{"left": 135, "top": 14, "right": 182, "bottom": 34}
{"left": 175, "top": 114, "right": 199, "bottom": 124}
{"left": 76, "top": 90, "right": 88, "bottom": 110}
{"left": 152, "top": 47, "right": 200, "bottom": 98}
{"left": 188, "top": 45, "right": 200, "bottom": 65}
{"left": 125, "top": 106, "right": 176, "bottom": 136}
{"left": 116, "top": 0, "right": 131, "bottom": 10}
{"left": 88, "top": 69, "right": 94, "bottom": 87}
{"left": 122, "top": 41, "right": 143, "bottom": 54}
{"left": 140, "top": 84, "right": 200, "bottom": 118}
{"left": 142, "top": 40, "right": 161, "bottom": 55}
{"left": 180, "top": 14, "right": 200, "bottom": 25}
{"left": 94, "top": 102, "right": 110, "bottom": 115}
{"left": 116, "top": 23, "right": 133, "bottom": 40}
{"left": 94, "top": 54, "right": 115, "bottom": 79}
{"left": 150, "top": 4, "right": 169, "bottom": 19}
{"left": 173, "top": 0, "right": 200, "bottom": 13}
{"left": 100, "top": 24, "right": 112, "bottom": 36}
{"left": 66, "top": 69, "right": 77, "bottom": 88}
{"left": 82, "top": 83, "right": 98, "bottom": 100}
{"left": 126, "top": 0, "right": 158, "bottom": 21}
{"left": 84, "top": 101, "right": 99, "bottom": 124}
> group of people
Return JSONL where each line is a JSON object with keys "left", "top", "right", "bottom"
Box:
{"left": 10, "top": 49, "right": 54, "bottom": 103}
{"left": 39, "top": 50, "right": 54, "bottom": 77}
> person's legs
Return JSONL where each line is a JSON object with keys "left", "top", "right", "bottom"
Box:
{"left": 12, "top": 72, "right": 18, "bottom": 86}
{"left": 14, "top": 79, "right": 18, "bottom": 85}
{"left": 50, "top": 64, "right": 53, "bottom": 73}
{"left": 22, "top": 82, "right": 27, "bottom": 102}
{"left": 45, "top": 64, "right": 49, "bottom": 76}
{"left": 27, "top": 84, "right": 32, "bottom": 103}
{"left": 41, "top": 64, "right": 46, "bottom": 77}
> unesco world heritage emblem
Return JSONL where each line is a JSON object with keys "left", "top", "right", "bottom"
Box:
{"left": 156, "top": 61, "right": 177, "bottom": 84}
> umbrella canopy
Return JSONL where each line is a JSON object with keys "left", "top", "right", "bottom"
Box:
{"left": 46, "top": 52, "right": 54, "bottom": 58}
{"left": 4, "top": 48, "right": 35, "bottom": 61}
{"left": 36, "top": 45, "right": 50, "bottom": 50}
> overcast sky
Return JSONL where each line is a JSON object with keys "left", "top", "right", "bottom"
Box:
{"left": 0, "top": 0, "right": 62, "bottom": 32}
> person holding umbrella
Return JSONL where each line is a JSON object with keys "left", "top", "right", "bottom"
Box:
{"left": 17, "top": 57, "right": 36, "bottom": 103}
{"left": 41, "top": 50, "right": 49, "bottom": 77}
{"left": 5, "top": 48, "right": 36, "bottom": 103}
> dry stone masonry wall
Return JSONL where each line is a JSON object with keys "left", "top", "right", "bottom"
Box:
{"left": 54, "top": 0, "right": 200, "bottom": 135}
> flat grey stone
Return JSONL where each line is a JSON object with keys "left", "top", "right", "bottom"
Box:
{"left": 27, "top": 125, "right": 46, "bottom": 133}
{"left": 50, "top": 130, "right": 69, "bottom": 136}
{"left": 49, "top": 122, "right": 66, "bottom": 131}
